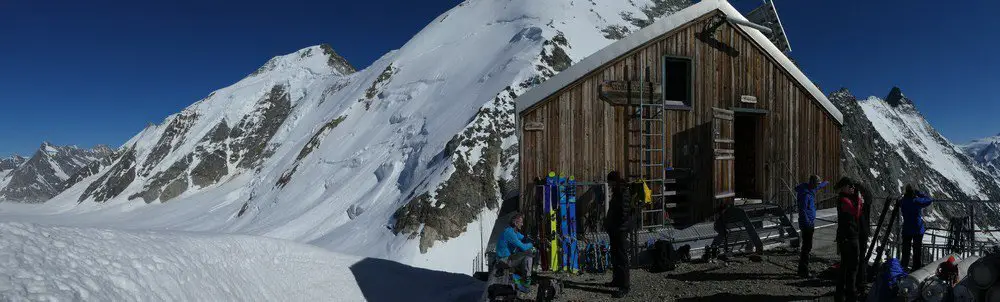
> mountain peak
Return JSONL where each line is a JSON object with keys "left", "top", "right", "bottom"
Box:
{"left": 249, "top": 44, "right": 356, "bottom": 78}
{"left": 829, "top": 88, "right": 854, "bottom": 100}
{"left": 318, "top": 44, "right": 356, "bottom": 75}
{"left": 38, "top": 141, "right": 59, "bottom": 155}
{"left": 885, "top": 86, "right": 911, "bottom": 107}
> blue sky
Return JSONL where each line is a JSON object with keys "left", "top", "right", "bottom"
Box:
{"left": 1, "top": 0, "right": 997, "bottom": 157}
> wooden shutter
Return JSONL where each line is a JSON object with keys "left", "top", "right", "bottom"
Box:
{"left": 712, "top": 108, "right": 735, "bottom": 200}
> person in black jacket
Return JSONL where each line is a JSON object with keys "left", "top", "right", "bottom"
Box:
{"left": 835, "top": 177, "right": 862, "bottom": 302}
{"left": 854, "top": 181, "right": 872, "bottom": 297}
{"left": 604, "top": 170, "right": 633, "bottom": 298}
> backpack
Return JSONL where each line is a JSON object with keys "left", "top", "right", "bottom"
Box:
{"left": 535, "top": 278, "right": 562, "bottom": 302}
{"left": 867, "top": 258, "right": 906, "bottom": 302}
{"left": 652, "top": 240, "right": 677, "bottom": 272}
{"left": 487, "top": 284, "right": 517, "bottom": 301}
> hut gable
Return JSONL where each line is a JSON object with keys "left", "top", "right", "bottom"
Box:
{"left": 515, "top": 0, "right": 843, "bottom": 125}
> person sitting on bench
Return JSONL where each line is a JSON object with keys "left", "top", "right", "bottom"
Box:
{"left": 496, "top": 212, "right": 535, "bottom": 292}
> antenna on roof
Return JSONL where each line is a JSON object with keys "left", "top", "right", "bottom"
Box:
{"left": 745, "top": 0, "right": 792, "bottom": 52}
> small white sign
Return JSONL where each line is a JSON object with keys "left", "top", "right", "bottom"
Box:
{"left": 740, "top": 95, "right": 758, "bottom": 104}
{"left": 524, "top": 122, "right": 544, "bottom": 131}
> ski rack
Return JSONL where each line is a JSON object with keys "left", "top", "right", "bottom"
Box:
{"left": 529, "top": 180, "right": 610, "bottom": 272}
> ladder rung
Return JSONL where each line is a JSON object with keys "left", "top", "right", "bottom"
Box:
{"left": 643, "top": 149, "right": 664, "bottom": 152}
{"left": 651, "top": 191, "right": 676, "bottom": 197}
{"left": 640, "top": 119, "right": 662, "bottom": 121}
{"left": 642, "top": 210, "right": 664, "bottom": 214}
{"left": 642, "top": 164, "right": 663, "bottom": 167}
{"left": 641, "top": 134, "right": 663, "bottom": 136}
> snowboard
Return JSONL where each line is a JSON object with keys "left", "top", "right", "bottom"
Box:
{"left": 568, "top": 176, "right": 579, "bottom": 274}
{"left": 540, "top": 177, "right": 551, "bottom": 271}
{"left": 558, "top": 173, "right": 569, "bottom": 272}
{"left": 547, "top": 172, "right": 559, "bottom": 272}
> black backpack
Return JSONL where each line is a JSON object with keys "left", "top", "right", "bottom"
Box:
{"left": 652, "top": 240, "right": 677, "bottom": 272}
{"left": 487, "top": 284, "right": 517, "bottom": 301}
{"left": 535, "top": 278, "right": 562, "bottom": 302}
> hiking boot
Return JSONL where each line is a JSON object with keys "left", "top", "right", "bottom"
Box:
{"left": 514, "top": 281, "right": 530, "bottom": 293}
{"left": 512, "top": 275, "right": 531, "bottom": 293}
{"left": 612, "top": 287, "right": 630, "bottom": 298}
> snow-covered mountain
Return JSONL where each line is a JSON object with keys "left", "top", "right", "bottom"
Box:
{"left": 962, "top": 134, "right": 1000, "bottom": 173}
{"left": 0, "top": 155, "right": 26, "bottom": 176}
{"left": 0, "top": 143, "right": 112, "bottom": 203}
{"left": 1, "top": 0, "right": 692, "bottom": 275}
{"left": 833, "top": 87, "right": 1000, "bottom": 229}
{"left": 0, "top": 155, "right": 27, "bottom": 194}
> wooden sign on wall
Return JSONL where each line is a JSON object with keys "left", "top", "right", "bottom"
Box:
{"left": 598, "top": 80, "right": 663, "bottom": 106}
{"left": 524, "top": 121, "right": 544, "bottom": 131}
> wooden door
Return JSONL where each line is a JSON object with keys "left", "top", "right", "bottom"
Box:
{"left": 712, "top": 108, "right": 735, "bottom": 201}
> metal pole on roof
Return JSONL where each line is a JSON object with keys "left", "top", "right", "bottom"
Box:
{"left": 725, "top": 16, "right": 773, "bottom": 34}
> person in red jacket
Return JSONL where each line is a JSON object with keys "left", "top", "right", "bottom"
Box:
{"left": 834, "top": 177, "right": 862, "bottom": 302}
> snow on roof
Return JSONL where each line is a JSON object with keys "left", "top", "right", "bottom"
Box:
{"left": 515, "top": 0, "right": 844, "bottom": 125}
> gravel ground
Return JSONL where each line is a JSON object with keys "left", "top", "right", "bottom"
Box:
{"left": 526, "top": 226, "right": 851, "bottom": 302}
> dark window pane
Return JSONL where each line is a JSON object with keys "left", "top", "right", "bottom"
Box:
{"left": 663, "top": 58, "right": 691, "bottom": 105}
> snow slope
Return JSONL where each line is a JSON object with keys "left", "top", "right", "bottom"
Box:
{"left": 833, "top": 88, "right": 1000, "bottom": 239}
{"left": 0, "top": 0, "right": 692, "bottom": 277}
{"left": 857, "top": 91, "right": 996, "bottom": 199}
{"left": 0, "top": 222, "right": 481, "bottom": 301}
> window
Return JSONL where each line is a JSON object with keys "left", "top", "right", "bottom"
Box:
{"left": 662, "top": 56, "right": 693, "bottom": 108}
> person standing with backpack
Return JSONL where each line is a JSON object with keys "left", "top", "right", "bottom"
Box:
{"left": 899, "top": 184, "right": 933, "bottom": 271}
{"left": 796, "top": 175, "right": 828, "bottom": 277}
{"left": 604, "top": 171, "right": 633, "bottom": 298}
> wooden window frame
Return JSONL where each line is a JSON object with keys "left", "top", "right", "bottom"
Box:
{"left": 661, "top": 55, "right": 694, "bottom": 110}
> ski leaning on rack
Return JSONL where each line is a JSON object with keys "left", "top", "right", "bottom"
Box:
{"left": 568, "top": 176, "right": 579, "bottom": 274}
{"left": 540, "top": 177, "right": 551, "bottom": 271}
{"left": 558, "top": 174, "right": 569, "bottom": 272}
{"left": 547, "top": 172, "right": 559, "bottom": 272}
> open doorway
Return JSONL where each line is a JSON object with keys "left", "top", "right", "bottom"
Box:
{"left": 734, "top": 113, "right": 763, "bottom": 199}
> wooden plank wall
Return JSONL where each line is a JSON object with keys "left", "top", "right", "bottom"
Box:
{"left": 519, "top": 11, "right": 842, "bottom": 225}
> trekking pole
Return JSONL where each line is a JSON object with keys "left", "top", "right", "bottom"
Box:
{"left": 874, "top": 198, "right": 901, "bottom": 265}
{"left": 865, "top": 196, "right": 894, "bottom": 263}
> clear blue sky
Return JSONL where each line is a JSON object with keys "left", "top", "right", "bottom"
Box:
{"left": 2, "top": 0, "right": 997, "bottom": 157}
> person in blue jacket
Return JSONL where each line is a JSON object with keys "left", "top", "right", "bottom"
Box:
{"left": 899, "top": 184, "right": 933, "bottom": 271}
{"left": 496, "top": 212, "right": 535, "bottom": 291}
{"left": 796, "top": 175, "right": 828, "bottom": 277}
